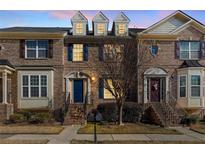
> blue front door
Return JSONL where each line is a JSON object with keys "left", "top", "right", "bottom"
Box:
{"left": 73, "top": 80, "right": 83, "bottom": 103}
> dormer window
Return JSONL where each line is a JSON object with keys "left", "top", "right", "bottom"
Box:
{"left": 71, "top": 11, "right": 88, "bottom": 36}
{"left": 93, "top": 12, "right": 109, "bottom": 36}
{"left": 113, "top": 12, "right": 130, "bottom": 36}
{"left": 118, "top": 24, "right": 126, "bottom": 35}
{"left": 97, "top": 23, "right": 105, "bottom": 34}
{"left": 75, "top": 23, "right": 83, "bottom": 34}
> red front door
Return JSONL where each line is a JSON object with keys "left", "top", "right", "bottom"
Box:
{"left": 150, "top": 78, "right": 160, "bottom": 102}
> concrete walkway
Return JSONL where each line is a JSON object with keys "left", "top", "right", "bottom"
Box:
{"left": 3, "top": 125, "right": 205, "bottom": 144}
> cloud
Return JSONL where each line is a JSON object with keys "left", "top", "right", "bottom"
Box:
{"left": 157, "top": 10, "right": 175, "bottom": 20}
{"left": 48, "top": 10, "right": 96, "bottom": 20}
{"left": 49, "top": 10, "right": 76, "bottom": 20}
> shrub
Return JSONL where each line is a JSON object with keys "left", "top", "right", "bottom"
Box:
{"left": 28, "top": 113, "right": 53, "bottom": 124}
{"left": 97, "top": 103, "right": 117, "bottom": 122}
{"left": 9, "top": 113, "right": 26, "bottom": 123}
{"left": 17, "top": 110, "right": 33, "bottom": 121}
{"left": 181, "top": 115, "right": 199, "bottom": 126}
{"left": 95, "top": 102, "right": 143, "bottom": 123}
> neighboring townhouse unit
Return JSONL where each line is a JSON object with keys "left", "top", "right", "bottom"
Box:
{"left": 0, "top": 10, "right": 204, "bottom": 125}
{"left": 137, "top": 11, "right": 205, "bottom": 125}
{"left": 0, "top": 27, "right": 67, "bottom": 120}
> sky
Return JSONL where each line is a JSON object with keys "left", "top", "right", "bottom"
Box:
{"left": 0, "top": 10, "right": 205, "bottom": 30}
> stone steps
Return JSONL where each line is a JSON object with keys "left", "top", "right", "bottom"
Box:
{"left": 148, "top": 102, "right": 182, "bottom": 127}
{"left": 63, "top": 104, "right": 85, "bottom": 125}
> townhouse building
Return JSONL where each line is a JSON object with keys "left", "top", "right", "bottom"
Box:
{"left": 0, "top": 10, "right": 204, "bottom": 125}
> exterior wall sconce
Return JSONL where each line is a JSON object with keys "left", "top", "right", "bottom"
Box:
{"left": 91, "top": 76, "right": 96, "bottom": 82}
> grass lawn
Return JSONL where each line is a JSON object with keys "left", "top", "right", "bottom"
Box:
{"left": 77, "top": 123, "right": 182, "bottom": 134}
{"left": 190, "top": 122, "right": 205, "bottom": 134}
{"left": 71, "top": 139, "right": 205, "bottom": 144}
{"left": 0, "top": 140, "right": 48, "bottom": 144}
{"left": 0, "top": 126, "right": 64, "bottom": 134}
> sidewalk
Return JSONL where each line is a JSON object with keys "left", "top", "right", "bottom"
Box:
{"left": 4, "top": 125, "right": 205, "bottom": 144}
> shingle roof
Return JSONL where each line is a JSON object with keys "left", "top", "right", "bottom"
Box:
{"left": 0, "top": 59, "right": 15, "bottom": 69}
{"left": 179, "top": 60, "right": 204, "bottom": 68}
{"left": 0, "top": 26, "right": 145, "bottom": 36}
{"left": 0, "top": 27, "right": 70, "bottom": 33}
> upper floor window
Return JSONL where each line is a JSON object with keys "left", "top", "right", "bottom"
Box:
{"left": 191, "top": 75, "right": 201, "bottom": 97}
{"left": 118, "top": 24, "right": 126, "bottom": 35}
{"left": 26, "top": 40, "right": 48, "bottom": 59}
{"left": 97, "top": 24, "right": 105, "bottom": 34}
{"left": 75, "top": 23, "right": 83, "bottom": 34}
{"left": 103, "top": 44, "right": 124, "bottom": 60}
{"left": 73, "top": 44, "right": 84, "bottom": 61}
{"left": 180, "top": 41, "right": 200, "bottom": 60}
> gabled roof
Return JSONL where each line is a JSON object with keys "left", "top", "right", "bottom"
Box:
{"left": 93, "top": 11, "right": 109, "bottom": 23}
{"left": 179, "top": 60, "right": 204, "bottom": 68}
{"left": 140, "top": 10, "right": 205, "bottom": 35}
{"left": 71, "top": 11, "right": 88, "bottom": 23}
{"left": 114, "top": 12, "right": 130, "bottom": 23}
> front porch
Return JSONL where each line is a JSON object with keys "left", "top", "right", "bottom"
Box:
{"left": 143, "top": 67, "right": 169, "bottom": 104}
{"left": 0, "top": 59, "right": 15, "bottom": 121}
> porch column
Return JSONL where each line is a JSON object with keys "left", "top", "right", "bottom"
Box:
{"left": 144, "top": 76, "right": 147, "bottom": 103}
{"left": 166, "top": 76, "right": 169, "bottom": 103}
{"left": 87, "top": 78, "right": 91, "bottom": 104}
{"left": 2, "top": 72, "right": 7, "bottom": 104}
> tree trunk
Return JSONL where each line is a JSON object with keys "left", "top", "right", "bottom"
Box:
{"left": 117, "top": 104, "right": 123, "bottom": 125}
{"left": 117, "top": 99, "right": 123, "bottom": 125}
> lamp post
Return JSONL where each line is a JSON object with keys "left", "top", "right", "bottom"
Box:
{"left": 93, "top": 111, "right": 97, "bottom": 143}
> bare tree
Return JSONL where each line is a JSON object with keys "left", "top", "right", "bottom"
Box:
{"left": 88, "top": 36, "right": 138, "bottom": 125}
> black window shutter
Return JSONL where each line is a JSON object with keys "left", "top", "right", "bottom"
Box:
{"left": 83, "top": 44, "right": 88, "bottom": 61}
{"left": 48, "top": 40, "right": 53, "bottom": 58}
{"left": 68, "top": 44, "right": 73, "bottom": 61}
{"left": 99, "top": 78, "right": 104, "bottom": 99}
{"left": 20, "top": 40, "right": 25, "bottom": 58}
{"left": 175, "top": 41, "right": 180, "bottom": 59}
{"left": 99, "top": 45, "right": 104, "bottom": 61}
{"left": 200, "top": 41, "right": 205, "bottom": 59}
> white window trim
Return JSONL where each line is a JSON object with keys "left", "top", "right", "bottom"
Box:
{"left": 118, "top": 24, "right": 126, "bottom": 35}
{"left": 25, "top": 40, "right": 48, "bottom": 59}
{"left": 97, "top": 23, "right": 105, "bottom": 35}
{"left": 21, "top": 74, "right": 48, "bottom": 98}
{"left": 75, "top": 23, "right": 83, "bottom": 34}
{"left": 179, "top": 75, "right": 187, "bottom": 98}
{"left": 190, "top": 75, "right": 201, "bottom": 98}
{"left": 179, "top": 41, "right": 200, "bottom": 60}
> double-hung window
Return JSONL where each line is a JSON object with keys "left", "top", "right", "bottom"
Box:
{"left": 118, "top": 24, "right": 126, "bottom": 35}
{"left": 26, "top": 40, "right": 48, "bottom": 59}
{"left": 179, "top": 76, "right": 186, "bottom": 97}
{"left": 191, "top": 75, "right": 201, "bottom": 97}
{"left": 97, "top": 24, "right": 105, "bottom": 34}
{"left": 179, "top": 41, "right": 200, "bottom": 60}
{"left": 73, "top": 44, "right": 83, "bottom": 61}
{"left": 103, "top": 44, "right": 124, "bottom": 60}
{"left": 104, "top": 79, "right": 115, "bottom": 99}
{"left": 75, "top": 23, "right": 83, "bottom": 34}
{"left": 22, "top": 75, "right": 48, "bottom": 98}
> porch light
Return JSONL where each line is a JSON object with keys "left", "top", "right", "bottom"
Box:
{"left": 91, "top": 76, "right": 96, "bottom": 81}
